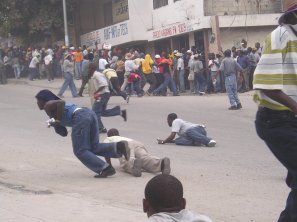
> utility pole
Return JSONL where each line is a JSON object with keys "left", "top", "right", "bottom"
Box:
{"left": 62, "top": 0, "right": 69, "bottom": 46}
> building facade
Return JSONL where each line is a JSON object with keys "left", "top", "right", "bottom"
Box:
{"left": 75, "top": 0, "right": 283, "bottom": 55}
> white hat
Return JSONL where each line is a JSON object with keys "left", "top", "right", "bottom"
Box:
{"left": 194, "top": 54, "right": 199, "bottom": 58}
{"left": 175, "top": 52, "right": 183, "bottom": 57}
{"left": 155, "top": 54, "right": 160, "bottom": 59}
{"left": 69, "top": 46, "right": 75, "bottom": 50}
{"left": 186, "top": 50, "right": 192, "bottom": 54}
{"left": 173, "top": 50, "right": 178, "bottom": 54}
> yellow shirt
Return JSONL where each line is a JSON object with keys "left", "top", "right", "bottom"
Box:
{"left": 103, "top": 68, "right": 117, "bottom": 80}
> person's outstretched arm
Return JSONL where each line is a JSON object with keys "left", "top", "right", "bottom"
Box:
{"left": 157, "top": 132, "right": 176, "bottom": 144}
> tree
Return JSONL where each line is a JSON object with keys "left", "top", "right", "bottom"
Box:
{"left": 0, "top": 0, "right": 77, "bottom": 46}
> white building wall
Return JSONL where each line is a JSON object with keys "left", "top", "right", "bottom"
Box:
{"left": 219, "top": 26, "right": 277, "bottom": 51}
{"left": 127, "top": 0, "right": 152, "bottom": 40}
{"left": 151, "top": 0, "right": 204, "bottom": 30}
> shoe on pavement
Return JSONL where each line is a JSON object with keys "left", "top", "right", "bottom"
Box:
{"left": 132, "top": 158, "right": 142, "bottom": 177}
{"left": 121, "top": 109, "right": 127, "bottom": 121}
{"left": 94, "top": 165, "right": 116, "bottom": 178}
{"left": 237, "top": 103, "right": 242, "bottom": 109}
{"left": 207, "top": 140, "right": 216, "bottom": 147}
{"left": 161, "top": 157, "right": 171, "bottom": 175}
{"left": 228, "top": 106, "right": 238, "bottom": 110}
{"left": 99, "top": 127, "right": 107, "bottom": 133}
{"left": 126, "top": 95, "right": 130, "bottom": 103}
{"left": 117, "top": 141, "right": 130, "bottom": 160}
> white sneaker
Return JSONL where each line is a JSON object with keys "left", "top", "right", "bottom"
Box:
{"left": 207, "top": 140, "right": 216, "bottom": 147}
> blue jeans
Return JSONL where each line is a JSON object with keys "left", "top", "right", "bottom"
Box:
{"left": 72, "top": 108, "right": 121, "bottom": 173}
{"left": 175, "top": 126, "right": 211, "bottom": 146}
{"left": 256, "top": 108, "right": 297, "bottom": 222}
{"left": 195, "top": 72, "right": 205, "bottom": 93}
{"left": 92, "top": 92, "right": 121, "bottom": 129}
{"left": 178, "top": 69, "right": 185, "bottom": 92}
{"left": 74, "top": 62, "right": 82, "bottom": 79}
{"left": 29, "top": 67, "right": 38, "bottom": 80}
{"left": 13, "top": 65, "right": 21, "bottom": 79}
{"left": 225, "top": 75, "right": 240, "bottom": 106}
{"left": 58, "top": 72, "right": 78, "bottom": 97}
{"left": 153, "top": 72, "right": 178, "bottom": 95}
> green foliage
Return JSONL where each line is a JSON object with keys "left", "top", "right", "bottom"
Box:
{"left": 0, "top": 0, "right": 77, "bottom": 45}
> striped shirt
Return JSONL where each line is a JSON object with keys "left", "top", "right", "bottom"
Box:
{"left": 253, "top": 24, "right": 297, "bottom": 111}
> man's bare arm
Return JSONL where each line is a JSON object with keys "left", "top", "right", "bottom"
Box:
{"left": 262, "top": 89, "right": 297, "bottom": 114}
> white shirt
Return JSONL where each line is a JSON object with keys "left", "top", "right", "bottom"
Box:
{"left": 208, "top": 59, "right": 219, "bottom": 72}
{"left": 98, "top": 58, "right": 108, "bottom": 70}
{"left": 29, "top": 57, "right": 39, "bottom": 68}
{"left": 91, "top": 71, "right": 110, "bottom": 94}
{"left": 147, "top": 209, "right": 212, "bottom": 222}
{"left": 125, "top": 59, "right": 138, "bottom": 72}
{"left": 44, "top": 54, "right": 53, "bottom": 65}
{"left": 171, "top": 119, "right": 198, "bottom": 136}
{"left": 188, "top": 55, "right": 194, "bottom": 68}
{"left": 177, "top": 58, "right": 184, "bottom": 70}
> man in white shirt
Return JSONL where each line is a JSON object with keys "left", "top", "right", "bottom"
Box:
{"left": 29, "top": 54, "right": 40, "bottom": 81}
{"left": 143, "top": 174, "right": 213, "bottom": 222}
{"left": 88, "top": 63, "right": 126, "bottom": 133}
{"left": 208, "top": 53, "right": 220, "bottom": 93}
{"left": 120, "top": 52, "right": 139, "bottom": 91}
{"left": 157, "top": 113, "right": 216, "bottom": 147}
{"left": 44, "top": 49, "right": 54, "bottom": 82}
{"left": 98, "top": 51, "right": 108, "bottom": 72}
{"left": 176, "top": 53, "right": 185, "bottom": 92}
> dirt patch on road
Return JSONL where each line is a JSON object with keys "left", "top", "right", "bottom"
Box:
{"left": 0, "top": 180, "right": 53, "bottom": 195}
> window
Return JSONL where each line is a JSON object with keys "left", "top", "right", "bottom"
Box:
{"left": 153, "top": 0, "right": 168, "bottom": 9}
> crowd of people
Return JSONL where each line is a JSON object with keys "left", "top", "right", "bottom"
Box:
{"left": 0, "top": 40, "right": 262, "bottom": 101}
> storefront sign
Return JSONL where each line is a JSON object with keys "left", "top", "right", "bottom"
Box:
{"left": 80, "top": 22, "right": 129, "bottom": 48}
{"left": 103, "top": 23, "right": 129, "bottom": 41}
{"left": 152, "top": 22, "right": 194, "bottom": 39}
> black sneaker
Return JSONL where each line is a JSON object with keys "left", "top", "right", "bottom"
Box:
{"left": 237, "top": 103, "right": 242, "bottom": 109}
{"left": 228, "top": 106, "right": 238, "bottom": 110}
{"left": 94, "top": 165, "right": 116, "bottom": 178}
{"left": 121, "top": 110, "right": 127, "bottom": 121}
{"left": 116, "top": 141, "right": 130, "bottom": 160}
{"left": 161, "top": 157, "right": 171, "bottom": 175}
{"left": 99, "top": 128, "right": 107, "bottom": 133}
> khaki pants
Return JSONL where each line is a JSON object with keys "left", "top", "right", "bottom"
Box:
{"left": 119, "top": 140, "right": 162, "bottom": 174}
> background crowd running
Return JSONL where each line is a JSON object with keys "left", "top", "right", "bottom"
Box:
{"left": 0, "top": 39, "right": 262, "bottom": 98}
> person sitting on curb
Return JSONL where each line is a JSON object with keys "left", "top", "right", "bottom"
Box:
{"left": 143, "top": 174, "right": 213, "bottom": 222}
{"left": 157, "top": 113, "right": 216, "bottom": 147}
{"left": 103, "top": 128, "right": 171, "bottom": 177}
{"left": 35, "top": 89, "right": 130, "bottom": 178}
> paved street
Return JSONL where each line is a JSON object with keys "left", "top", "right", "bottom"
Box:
{"left": 0, "top": 78, "right": 288, "bottom": 222}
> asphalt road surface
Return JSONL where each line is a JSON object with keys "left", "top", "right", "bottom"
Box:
{"left": 0, "top": 79, "right": 288, "bottom": 222}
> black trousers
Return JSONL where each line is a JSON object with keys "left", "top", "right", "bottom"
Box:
{"left": 256, "top": 107, "right": 297, "bottom": 222}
